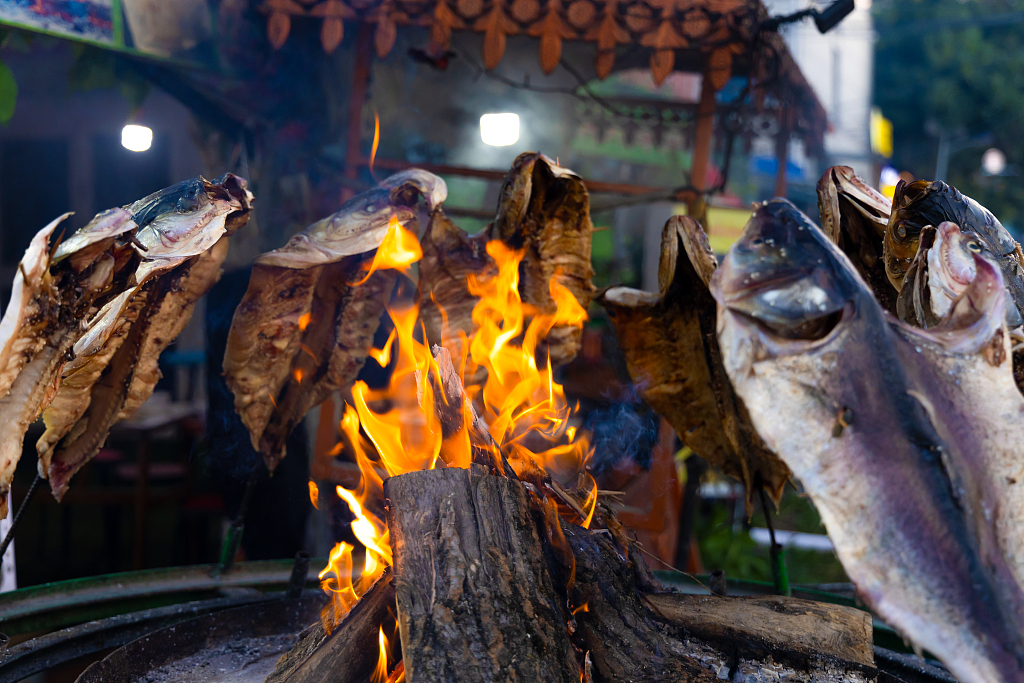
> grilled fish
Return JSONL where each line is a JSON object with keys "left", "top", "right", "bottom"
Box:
{"left": 39, "top": 175, "right": 252, "bottom": 499}
{"left": 892, "top": 230, "right": 1024, "bottom": 616}
{"left": 713, "top": 199, "right": 1024, "bottom": 682}
{"left": 0, "top": 209, "right": 137, "bottom": 516}
{"left": 885, "top": 179, "right": 1024, "bottom": 327}
{"left": 816, "top": 166, "right": 895, "bottom": 312}
{"left": 224, "top": 170, "right": 443, "bottom": 470}
{"left": 420, "top": 152, "right": 594, "bottom": 370}
{"left": 598, "top": 216, "right": 789, "bottom": 510}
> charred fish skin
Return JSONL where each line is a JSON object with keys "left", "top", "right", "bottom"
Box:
{"left": 0, "top": 210, "right": 134, "bottom": 516}
{"left": 886, "top": 179, "right": 1024, "bottom": 327}
{"left": 713, "top": 199, "right": 1024, "bottom": 683}
{"left": 489, "top": 152, "right": 595, "bottom": 366}
{"left": 598, "top": 216, "right": 790, "bottom": 510}
{"left": 225, "top": 169, "right": 443, "bottom": 470}
{"left": 816, "top": 166, "right": 896, "bottom": 313}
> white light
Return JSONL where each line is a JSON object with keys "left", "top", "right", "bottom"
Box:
{"left": 121, "top": 124, "right": 153, "bottom": 152}
{"left": 480, "top": 113, "right": 520, "bottom": 147}
{"left": 982, "top": 148, "right": 1006, "bottom": 176}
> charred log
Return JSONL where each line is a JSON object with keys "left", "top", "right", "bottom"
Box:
{"left": 270, "top": 571, "right": 395, "bottom": 683}
{"left": 384, "top": 465, "right": 580, "bottom": 683}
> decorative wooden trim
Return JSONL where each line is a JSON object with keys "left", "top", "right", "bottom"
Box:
{"left": 256, "top": 0, "right": 828, "bottom": 150}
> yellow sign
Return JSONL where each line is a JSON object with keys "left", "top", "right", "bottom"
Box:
{"left": 871, "top": 107, "right": 893, "bottom": 159}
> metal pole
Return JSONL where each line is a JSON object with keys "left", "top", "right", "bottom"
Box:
{"left": 342, "top": 24, "right": 374, "bottom": 202}
{"left": 688, "top": 73, "right": 718, "bottom": 227}
{"left": 0, "top": 475, "right": 43, "bottom": 575}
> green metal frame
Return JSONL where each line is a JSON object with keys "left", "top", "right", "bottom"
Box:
{"left": 0, "top": 559, "right": 327, "bottom": 637}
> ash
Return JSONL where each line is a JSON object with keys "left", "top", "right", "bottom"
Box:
{"left": 138, "top": 633, "right": 299, "bottom": 683}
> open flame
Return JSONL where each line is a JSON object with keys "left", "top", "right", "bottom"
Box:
{"left": 372, "top": 626, "right": 391, "bottom": 683}
{"left": 314, "top": 215, "right": 592, "bottom": 634}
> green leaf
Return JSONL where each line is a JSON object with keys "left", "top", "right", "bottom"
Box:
{"left": 0, "top": 60, "right": 17, "bottom": 125}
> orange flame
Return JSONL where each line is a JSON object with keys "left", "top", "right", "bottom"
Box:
{"left": 298, "top": 312, "right": 312, "bottom": 331}
{"left": 353, "top": 216, "right": 423, "bottom": 286}
{"left": 572, "top": 602, "right": 589, "bottom": 616}
{"left": 466, "top": 241, "right": 590, "bottom": 478}
{"left": 370, "top": 110, "right": 381, "bottom": 180}
{"left": 317, "top": 224, "right": 592, "bottom": 633}
{"left": 372, "top": 626, "right": 390, "bottom": 683}
{"left": 309, "top": 481, "right": 319, "bottom": 510}
{"left": 370, "top": 328, "right": 397, "bottom": 367}
{"left": 318, "top": 542, "right": 361, "bottom": 631}
{"left": 293, "top": 368, "right": 304, "bottom": 383}
{"left": 384, "top": 661, "right": 406, "bottom": 683}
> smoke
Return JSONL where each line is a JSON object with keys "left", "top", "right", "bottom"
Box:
{"left": 584, "top": 399, "right": 659, "bottom": 474}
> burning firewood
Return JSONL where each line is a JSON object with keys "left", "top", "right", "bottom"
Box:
{"left": 35, "top": 175, "right": 253, "bottom": 501}
{"left": 277, "top": 463, "right": 875, "bottom": 683}
{"left": 598, "top": 216, "right": 790, "bottom": 510}
{"left": 420, "top": 152, "right": 595, "bottom": 372}
{"left": 223, "top": 170, "right": 445, "bottom": 471}
{"left": 267, "top": 570, "right": 396, "bottom": 683}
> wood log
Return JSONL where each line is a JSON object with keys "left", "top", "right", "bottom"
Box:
{"left": 270, "top": 571, "right": 396, "bottom": 683}
{"left": 644, "top": 593, "right": 874, "bottom": 668}
{"left": 563, "top": 523, "right": 877, "bottom": 682}
{"left": 384, "top": 465, "right": 580, "bottom": 683}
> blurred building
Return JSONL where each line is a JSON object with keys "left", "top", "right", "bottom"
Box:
{"left": 763, "top": 0, "right": 876, "bottom": 185}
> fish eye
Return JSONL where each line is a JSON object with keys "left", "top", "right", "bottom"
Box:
{"left": 967, "top": 239, "right": 983, "bottom": 253}
{"left": 750, "top": 237, "right": 764, "bottom": 247}
{"left": 896, "top": 224, "right": 907, "bottom": 239}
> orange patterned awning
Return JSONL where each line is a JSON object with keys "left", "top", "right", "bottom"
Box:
{"left": 258, "top": 0, "right": 826, "bottom": 151}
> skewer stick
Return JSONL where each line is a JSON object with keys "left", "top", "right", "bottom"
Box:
{"left": 0, "top": 474, "right": 43, "bottom": 573}
{"left": 757, "top": 483, "right": 791, "bottom": 597}
{"left": 211, "top": 465, "right": 260, "bottom": 577}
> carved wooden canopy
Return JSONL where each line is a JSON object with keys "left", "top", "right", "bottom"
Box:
{"left": 258, "top": 0, "right": 827, "bottom": 151}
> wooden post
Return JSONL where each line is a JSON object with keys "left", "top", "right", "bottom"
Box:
{"left": 687, "top": 73, "right": 718, "bottom": 227}
{"left": 342, "top": 24, "right": 374, "bottom": 202}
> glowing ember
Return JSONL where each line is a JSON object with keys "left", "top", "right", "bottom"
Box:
{"left": 308, "top": 480, "right": 319, "bottom": 509}
{"left": 298, "top": 312, "right": 312, "bottom": 331}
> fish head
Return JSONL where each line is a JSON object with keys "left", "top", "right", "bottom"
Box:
{"left": 256, "top": 187, "right": 417, "bottom": 268}
{"left": 713, "top": 199, "right": 861, "bottom": 342}
{"left": 52, "top": 208, "right": 136, "bottom": 266}
{"left": 885, "top": 179, "right": 942, "bottom": 289}
{"left": 130, "top": 176, "right": 247, "bottom": 259}
{"left": 817, "top": 166, "right": 892, "bottom": 243}
{"left": 903, "top": 234, "right": 1007, "bottom": 354}
{"left": 378, "top": 169, "right": 447, "bottom": 212}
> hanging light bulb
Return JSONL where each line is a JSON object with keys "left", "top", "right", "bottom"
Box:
{"left": 121, "top": 124, "right": 153, "bottom": 152}
{"left": 480, "top": 113, "right": 520, "bottom": 147}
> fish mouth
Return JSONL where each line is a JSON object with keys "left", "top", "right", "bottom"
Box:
{"left": 729, "top": 303, "right": 850, "bottom": 344}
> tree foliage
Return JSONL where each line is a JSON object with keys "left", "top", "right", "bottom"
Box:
{"left": 874, "top": 0, "right": 1024, "bottom": 232}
